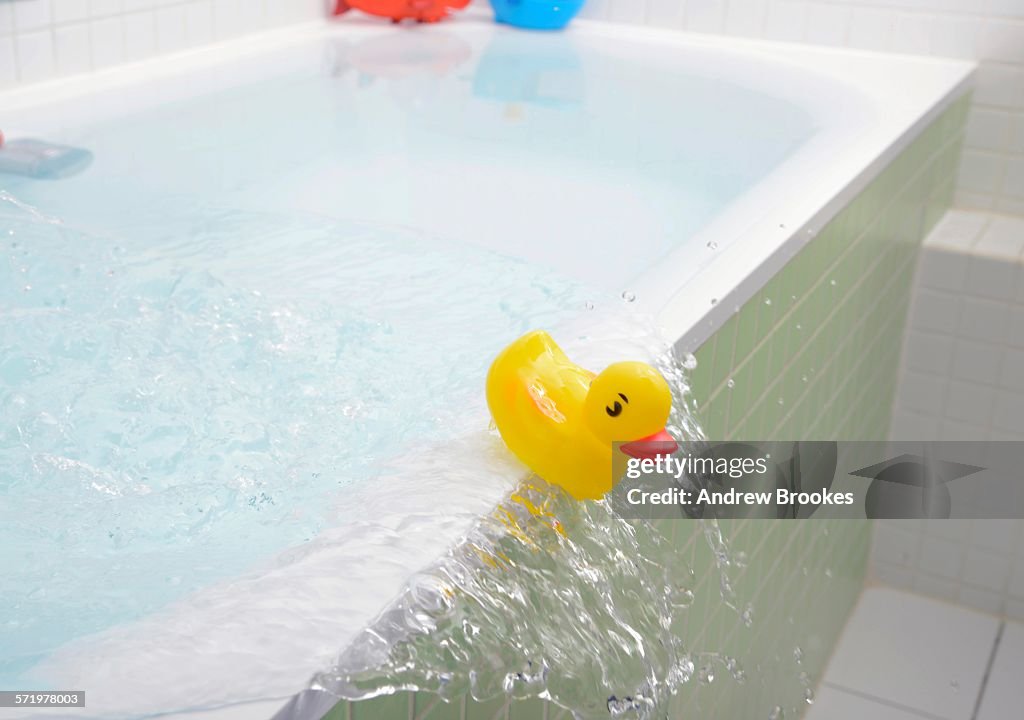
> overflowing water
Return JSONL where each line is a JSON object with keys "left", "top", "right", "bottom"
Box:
{"left": 310, "top": 347, "right": 758, "bottom": 718}
{"left": 2, "top": 188, "right": 814, "bottom": 718}
{"left": 0, "top": 192, "right": 596, "bottom": 690}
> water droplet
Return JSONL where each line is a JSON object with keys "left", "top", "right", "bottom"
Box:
{"left": 795, "top": 323, "right": 802, "bottom": 331}
{"left": 706, "top": 240, "right": 718, "bottom": 250}
{"left": 710, "top": 298, "right": 718, "bottom": 306}
{"left": 769, "top": 706, "right": 784, "bottom": 720}
{"left": 793, "top": 646, "right": 803, "bottom": 664}
{"left": 741, "top": 604, "right": 754, "bottom": 627}
{"left": 671, "top": 657, "right": 695, "bottom": 685}
{"left": 668, "top": 585, "right": 695, "bottom": 608}
{"left": 698, "top": 664, "right": 715, "bottom": 685}
{"left": 621, "top": 290, "right": 637, "bottom": 303}
{"left": 764, "top": 298, "right": 772, "bottom": 306}
{"left": 950, "top": 679, "right": 960, "bottom": 693}
{"left": 830, "top": 279, "right": 837, "bottom": 286}
{"left": 801, "top": 375, "right": 808, "bottom": 383}
{"left": 22, "top": 285, "right": 31, "bottom": 292}
{"left": 725, "top": 656, "right": 746, "bottom": 683}
{"left": 726, "top": 378, "right": 735, "bottom": 389}
{"left": 777, "top": 397, "right": 785, "bottom": 406}
{"left": 584, "top": 300, "right": 595, "bottom": 310}
{"left": 825, "top": 567, "right": 833, "bottom": 578}
{"left": 804, "top": 687, "right": 815, "bottom": 704}
{"left": 681, "top": 352, "right": 698, "bottom": 370}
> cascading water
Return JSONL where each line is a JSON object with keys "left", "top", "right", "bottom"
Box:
{"left": 311, "top": 349, "right": 756, "bottom": 719}
{"left": 1, "top": 191, "right": 807, "bottom": 720}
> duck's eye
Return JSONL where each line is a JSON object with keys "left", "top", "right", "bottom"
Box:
{"left": 606, "top": 400, "right": 623, "bottom": 417}
{"left": 618, "top": 393, "right": 629, "bottom": 403}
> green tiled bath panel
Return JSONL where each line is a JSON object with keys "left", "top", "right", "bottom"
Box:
{"left": 326, "top": 94, "right": 969, "bottom": 720}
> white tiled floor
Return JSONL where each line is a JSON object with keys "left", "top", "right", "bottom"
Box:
{"left": 808, "top": 587, "right": 1024, "bottom": 720}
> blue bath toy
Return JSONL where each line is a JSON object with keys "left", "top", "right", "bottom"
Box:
{"left": 489, "top": 0, "right": 586, "bottom": 30}
{"left": 0, "top": 137, "right": 93, "bottom": 179}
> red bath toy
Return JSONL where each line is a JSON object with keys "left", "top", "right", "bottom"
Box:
{"left": 333, "top": 0, "right": 470, "bottom": 23}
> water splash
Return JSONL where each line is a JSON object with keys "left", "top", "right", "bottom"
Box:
{"left": 312, "top": 346, "right": 751, "bottom": 718}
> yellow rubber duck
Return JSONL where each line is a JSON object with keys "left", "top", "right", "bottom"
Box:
{"left": 486, "top": 330, "right": 677, "bottom": 500}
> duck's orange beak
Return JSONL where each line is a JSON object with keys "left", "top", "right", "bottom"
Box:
{"left": 620, "top": 429, "right": 677, "bottom": 460}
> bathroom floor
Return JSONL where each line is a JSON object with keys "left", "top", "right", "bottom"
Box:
{"left": 808, "top": 587, "right": 1023, "bottom": 720}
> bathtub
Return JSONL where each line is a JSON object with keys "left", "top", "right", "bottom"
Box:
{"left": 0, "top": 14, "right": 972, "bottom": 720}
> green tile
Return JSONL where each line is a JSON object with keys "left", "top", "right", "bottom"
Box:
{"left": 465, "top": 696, "right": 508, "bottom": 720}
{"left": 416, "top": 694, "right": 462, "bottom": 720}
{"left": 689, "top": 338, "right": 716, "bottom": 400}
{"left": 321, "top": 701, "right": 348, "bottom": 720}
{"left": 732, "top": 299, "right": 761, "bottom": 365}
{"left": 508, "top": 697, "right": 548, "bottom": 720}
{"left": 351, "top": 693, "right": 410, "bottom": 720}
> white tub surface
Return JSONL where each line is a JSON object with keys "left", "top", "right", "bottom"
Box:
{"left": 0, "top": 15, "right": 973, "bottom": 720}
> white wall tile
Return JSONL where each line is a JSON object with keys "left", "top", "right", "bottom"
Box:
{"left": 967, "top": 256, "right": 1019, "bottom": 299}
{"left": 0, "top": 2, "right": 14, "bottom": 36}
{"left": 763, "top": 0, "right": 806, "bottom": 43}
{"left": 724, "top": 0, "right": 767, "bottom": 37}
{"left": 963, "top": 548, "right": 1012, "bottom": 591}
{"left": 959, "top": 585, "right": 1004, "bottom": 614}
{"left": 966, "top": 108, "right": 1012, "bottom": 152}
{"left": 213, "top": 0, "right": 243, "bottom": 39}
{"left": 906, "top": 331, "right": 955, "bottom": 375}
{"left": 1003, "top": 348, "right": 1024, "bottom": 392}
{"left": 910, "top": 288, "right": 960, "bottom": 334}
{"left": 951, "top": 340, "right": 1001, "bottom": 381}
{"left": 971, "top": 520, "right": 1020, "bottom": 551}
{"left": 892, "top": 12, "right": 932, "bottom": 55}
{"left": 929, "top": 13, "right": 982, "bottom": 59}
{"left": 156, "top": 5, "right": 186, "bottom": 52}
{"left": 974, "top": 65, "right": 1024, "bottom": 110}
{"left": 803, "top": 2, "right": 850, "bottom": 46}
{"left": 992, "top": 388, "right": 1024, "bottom": 433}
{"left": 54, "top": 22, "right": 92, "bottom": 75}
{"left": 90, "top": 0, "right": 126, "bottom": 19}
{"left": 123, "top": 10, "right": 157, "bottom": 61}
{"left": 13, "top": 0, "right": 53, "bottom": 32}
{"left": 847, "top": 6, "right": 896, "bottom": 51}
{"left": 1004, "top": 157, "right": 1024, "bottom": 200}
{"left": 15, "top": 29, "right": 55, "bottom": 83}
{"left": 184, "top": 1, "right": 213, "bottom": 47}
{"left": 899, "top": 370, "right": 947, "bottom": 415}
{"left": 981, "top": 18, "right": 1024, "bottom": 64}
{"left": 944, "top": 379, "right": 996, "bottom": 424}
{"left": 889, "top": 213, "right": 1024, "bottom": 617}
{"left": 982, "top": 215, "right": 1024, "bottom": 255}
{"left": 0, "top": 36, "right": 17, "bottom": 88}
{"left": 54, "top": 0, "right": 91, "bottom": 24}
{"left": 684, "top": 0, "right": 725, "bottom": 33}
{"left": 989, "top": 0, "right": 1024, "bottom": 19}
{"left": 918, "top": 536, "right": 965, "bottom": 580}
{"left": 607, "top": 0, "right": 647, "bottom": 25}
{"left": 1009, "top": 556, "right": 1024, "bottom": 598}
{"left": 958, "top": 296, "right": 1010, "bottom": 343}
{"left": 959, "top": 150, "right": 1006, "bottom": 195}
{"left": 645, "top": 0, "right": 687, "bottom": 28}
{"left": 90, "top": 16, "right": 124, "bottom": 68}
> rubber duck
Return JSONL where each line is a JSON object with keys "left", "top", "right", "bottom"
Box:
{"left": 486, "top": 330, "right": 677, "bottom": 500}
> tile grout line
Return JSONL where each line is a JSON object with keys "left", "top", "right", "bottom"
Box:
{"left": 820, "top": 681, "right": 948, "bottom": 720}
{"left": 969, "top": 619, "right": 1005, "bottom": 720}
